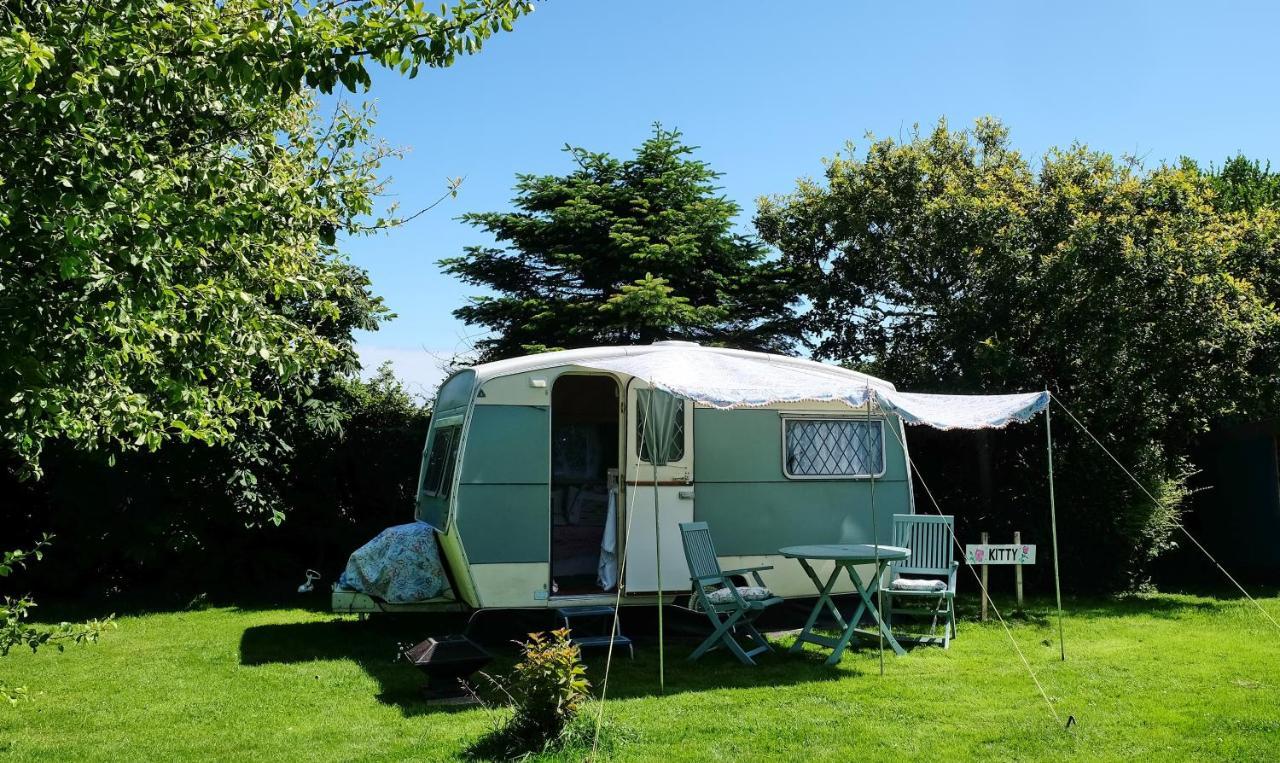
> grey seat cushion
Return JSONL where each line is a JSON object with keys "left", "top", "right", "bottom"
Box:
{"left": 706, "top": 585, "right": 773, "bottom": 604}
{"left": 890, "top": 578, "right": 947, "bottom": 593}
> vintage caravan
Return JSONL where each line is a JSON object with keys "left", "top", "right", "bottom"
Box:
{"left": 332, "top": 342, "right": 917, "bottom": 613}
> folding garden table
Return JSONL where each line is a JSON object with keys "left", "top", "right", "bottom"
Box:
{"left": 780, "top": 544, "right": 911, "bottom": 665}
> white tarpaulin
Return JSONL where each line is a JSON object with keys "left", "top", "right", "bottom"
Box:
{"left": 569, "top": 345, "right": 887, "bottom": 409}
{"left": 569, "top": 345, "right": 1048, "bottom": 431}
{"left": 876, "top": 390, "right": 1049, "bottom": 430}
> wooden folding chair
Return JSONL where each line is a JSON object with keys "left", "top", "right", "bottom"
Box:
{"left": 679, "top": 521, "right": 783, "bottom": 665}
{"left": 885, "top": 514, "right": 959, "bottom": 648}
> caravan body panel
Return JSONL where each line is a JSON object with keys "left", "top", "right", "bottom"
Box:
{"left": 692, "top": 406, "right": 909, "bottom": 597}
{"left": 455, "top": 404, "right": 549, "bottom": 564}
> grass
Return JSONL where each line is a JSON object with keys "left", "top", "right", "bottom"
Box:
{"left": 2, "top": 591, "right": 1279, "bottom": 761}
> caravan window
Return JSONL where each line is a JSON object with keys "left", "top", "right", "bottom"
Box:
{"left": 636, "top": 396, "right": 686, "bottom": 464}
{"left": 422, "top": 425, "right": 461, "bottom": 497}
{"left": 783, "top": 417, "right": 884, "bottom": 478}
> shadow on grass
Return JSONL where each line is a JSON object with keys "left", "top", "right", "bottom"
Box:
{"left": 460, "top": 712, "right": 629, "bottom": 762}
{"left": 238, "top": 604, "right": 847, "bottom": 716}
{"left": 1142, "top": 583, "right": 1280, "bottom": 602}
{"left": 238, "top": 588, "right": 1280, "bottom": 716}
{"left": 241, "top": 615, "right": 492, "bottom": 717}
{"left": 1054, "top": 591, "right": 1276, "bottom": 621}
{"left": 946, "top": 589, "right": 1277, "bottom": 626}
{"left": 32, "top": 588, "right": 340, "bottom": 622}
{"left": 43, "top": 580, "right": 1277, "bottom": 626}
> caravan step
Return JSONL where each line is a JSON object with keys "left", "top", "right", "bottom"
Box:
{"left": 555, "top": 605, "right": 634, "bottom": 658}
{"left": 556, "top": 605, "right": 619, "bottom": 620}
{"left": 569, "top": 634, "right": 635, "bottom": 653}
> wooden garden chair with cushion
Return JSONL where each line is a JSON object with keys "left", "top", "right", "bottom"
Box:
{"left": 679, "top": 521, "right": 783, "bottom": 665}
{"left": 884, "top": 514, "right": 959, "bottom": 648}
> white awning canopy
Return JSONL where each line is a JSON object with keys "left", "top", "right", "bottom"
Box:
{"left": 874, "top": 390, "right": 1049, "bottom": 430}
{"left": 569, "top": 345, "right": 887, "bottom": 409}
{"left": 566, "top": 344, "right": 1048, "bottom": 431}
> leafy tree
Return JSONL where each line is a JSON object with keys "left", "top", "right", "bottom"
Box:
{"left": 756, "top": 118, "right": 1280, "bottom": 588}
{"left": 0, "top": 0, "right": 532, "bottom": 471}
{"left": 443, "top": 125, "right": 800, "bottom": 361}
{"left": 0, "top": 0, "right": 526, "bottom": 688}
{"left": 1206, "top": 155, "right": 1280, "bottom": 214}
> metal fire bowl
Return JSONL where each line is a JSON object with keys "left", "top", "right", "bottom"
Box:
{"left": 403, "top": 635, "right": 493, "bottom": 703}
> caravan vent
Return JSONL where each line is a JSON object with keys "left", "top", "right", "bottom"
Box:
{"left": 651, "top": 340, "right": 700, "bottom": 347}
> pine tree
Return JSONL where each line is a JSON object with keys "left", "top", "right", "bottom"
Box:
{"left": 442, "top": 125, "right": 799, "bottom": 361}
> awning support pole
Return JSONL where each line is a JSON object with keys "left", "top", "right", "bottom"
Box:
{"left": 654, "top": 454, "right": 664, "bottom": 693}
{"left": 868, "top": 388, "right": 884, "bottom": 676}
{"left": 650, "top": 385, "right": 665, "bottom": 695}
{"left": 1045, "top": 396, "right": 1066, "bottom": 661}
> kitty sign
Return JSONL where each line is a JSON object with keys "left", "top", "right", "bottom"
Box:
{"left": 968, "top": 532, "right": 1036, "bottom": 619}
{"left": 966, "top": 543, "right": 1035, "bottom": 565}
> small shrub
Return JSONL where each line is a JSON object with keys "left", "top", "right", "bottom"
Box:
{"left": 507, "top": 628, "right": 591, "bottom": 742}
{"left": 468, "top": 628, "right": 592, "bottom": 758}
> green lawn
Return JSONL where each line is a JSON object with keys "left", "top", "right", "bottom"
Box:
{"left": 2, "top": 592, "right": 1279, "bottom": 761}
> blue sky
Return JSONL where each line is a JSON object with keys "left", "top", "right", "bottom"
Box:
{"left": 345, "top": 0, "right": 1280, "bottom": 396}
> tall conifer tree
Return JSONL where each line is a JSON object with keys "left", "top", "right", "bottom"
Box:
{"left": 443, "top": 125, "right": 799, "bottom": 361}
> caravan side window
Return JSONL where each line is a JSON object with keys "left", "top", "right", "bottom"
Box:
{"left": 783, "top": 417, "right": 884, "bottom": 478}
{"left": 422, "top": 425, "right": 462, "bottom": 498}
{"left": 636, "top": 397, "right": 686, "bottom": 463}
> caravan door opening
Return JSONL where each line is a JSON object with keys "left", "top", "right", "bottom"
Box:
{"left": 550, "top": 375, "right": 620, "bottom": 596}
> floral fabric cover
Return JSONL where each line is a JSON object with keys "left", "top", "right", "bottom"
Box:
{"left": 336, "top": 522, "right": 448, "bottom": 603}
{"left": 706, "top": 585, "right": 773, "bottom": 604}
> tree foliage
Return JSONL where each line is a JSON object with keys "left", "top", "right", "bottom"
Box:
{"left": 756, "top": 119, "right": 1280, "bottom": 587}
{"left": 0, "top": 0, "right": 531, "bottom": 470}
{"left": 1200, "top": 156, "right": 1280, "bottom": 387}
{"left": 443, "top": 125, "right": 800, "bottom": 361}
{"left": 1206, "top": 155, "right": 1280, "bottom": 214}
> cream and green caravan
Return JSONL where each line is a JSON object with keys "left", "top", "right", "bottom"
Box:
{"left": 332, "top": 342, "right": 916, "bottom": 613}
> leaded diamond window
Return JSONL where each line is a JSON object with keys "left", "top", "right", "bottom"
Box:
{"left": 784, "top": 418, "right": 883, "bottom": 478}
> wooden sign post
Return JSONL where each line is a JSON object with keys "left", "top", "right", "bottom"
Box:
{"left": 980, "top": 532, "right": 989, "bottom": 621}
{"left": 1014, "top": 531, "right": 1024, "bottom": 610}
{"left": 965, "top": 534, "right": 1037, "bottom": 621}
